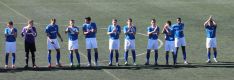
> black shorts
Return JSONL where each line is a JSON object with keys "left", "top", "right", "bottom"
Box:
{"left": 25, "top": 41, "right": 36, "bottom": 52}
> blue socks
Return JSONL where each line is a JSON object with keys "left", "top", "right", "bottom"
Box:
{"left": 124, "top": 50, "right": 129, "bottom": 62}
{"left": 94, "top": 52, "right": 98, "bottom": 63}
{"left": 115, "top": 51, "right": 119, "bottom": 63}
{"left": 5, "top": 53, "right": 9, "bottom": 65}
{"left": 207, "top": 51, "right": 211, "bottom": 60}
{"left": 56, "top": 52, "right": 61, "bottom": 64}
{"left": 69, "top": 51, "right": 80, "bottom": 65}
{"left": 132, "top": 50, "right": 136, "bottom": 63}
{"left": 214, "top": 51, "right": 217, "bottom": 58}
{"left": 76, "top": 52, "right": 80, "bottom": 64}
{"left": 109, "top": 50, "right": 114, "bottom": 63}
{"left": 12, "top": 53, "right": 16, "bottom": 65}
{"left": 87, "top": 49, "right": 91, "bottom": 64}
{"left": 154, "top": 50, "right": 158, "bottom": 64}
{"left": 48, "top": 51, "right": 51, "bottom": 64}
{"left": 146, "top": 50, "right": 150, "bottom": 63}
{"left": 69, "top": 52, "right": 73, "bottom": 64}
{"left": 182, "top": 46, "right": 187, "bottom": 61}
{"left": 166, "top": 53, "right": 169, "bottom": 64}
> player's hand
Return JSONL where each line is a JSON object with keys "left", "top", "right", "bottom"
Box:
{"left": 51, "top": 41, "right": 55, "bottom": 44}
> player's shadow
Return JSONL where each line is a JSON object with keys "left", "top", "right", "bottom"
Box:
{"left": 1, "top": 61, "right": 234, "bottom": 73}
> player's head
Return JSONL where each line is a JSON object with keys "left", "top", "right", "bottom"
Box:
{"left": 85, "top": 17, "right": 91, "bottom": 23}
{"left": 166, "top": 20, "right": 172, "bottom": 26}
{"left": 151, "top": 19, "right": 156, "bottom": 26}
{"left": 127, "top": 18, "right": 132, "bottom": 25}
{"left": 28, "top": 20, "right": 34, "bottom": 27}
{"left": 177, "top": 17, "right": 182, "bottom": 23}
{"left": 50, "top": 18, "right": 56, "bottom": 24}
{"left": 112, "top": 19, "right": 117, "bottom": 25}
{"left": 7, "top": 21, "right": 13, "bottom": 28}
{"left": 69, "top": 19, "right": 75, "bottom": 26}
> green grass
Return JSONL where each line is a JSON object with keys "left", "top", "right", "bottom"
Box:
{"left": 0, "top": 0, "right": 234, "bottom": 80}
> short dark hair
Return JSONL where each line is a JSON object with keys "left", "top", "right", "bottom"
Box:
{"left": 177, "top": 17, "right": 181, "bottom": 21}
{"left": 167, "top": 20, "right": 172, "bottom": 26}
{"left": 70, "top": 19, "right": 75, "bottom": 22}
{"left": 127, "top": 18, "right": 132, "bottom": 22}
{"left": 8, "top": 21, "right": 13, "bottom": 25}
{"left": 85, "top": 17, "right": 91, "bottom": 21}
{"left": 151, "top": 19, "right": 156, "bottom": 22}
{"left": 51, "top": 18, "right": 56, "bottom": 22}
{"left": 112, "top": 19, "right": 117, "bottom": 22}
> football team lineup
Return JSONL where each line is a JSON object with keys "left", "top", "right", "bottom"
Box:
{"left": 2, "top": 16, "right": 218, "bottom": 69}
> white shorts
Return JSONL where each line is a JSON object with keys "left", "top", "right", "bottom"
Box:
{"left": 47, "top": 39, "right": 60, "bottom": 50}
{"left": 109, "top": 39, "right": 120, "bottom": 50}
{"left": 85, "top": 38, "right": 98, "bottom": 49}
{"left": 68, "top": 40, "right": 79, "bottom": 50}
{"left": 124, "top": 39, "right": 135, "bottom": 50}
{"left": 147, "top": 39, "right": 158, "bottom": 50}
{"left": 5, "top": 42, "right": 16, "bottom": 53}
{"left": 165, "top": 41, "right": 175, "bottom": 52}
{"left": 206, "top": 38, "right": 217, "bottom": 48}
{"left": 175, "top": 37, "right": 186, "bottom": 47}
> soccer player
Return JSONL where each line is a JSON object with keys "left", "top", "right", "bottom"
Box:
{"left": 162, "top": 21, "right": 176, "bottom": 65}
{"left": 107, "top": 19, "right": 121, "bottom": 66}
{"left": 145, "top": 19, "right": 160, "bottom": 66}
{"left": 65, "top": 20, "right": 81, "bottom": 67}
{"left": 204, "top": 15, "right": 218, "bottom": 63}
{"left": 82, "top": 17, "right": 99, "bottom": 67}
{"left": 123, "top": 18, "right": 137, "bottom": 66}
{"left": 45, "top": 18, "right": 63, "bottom": 68}
{"left": 171, "top": 18, "right": 188, "bottom": 64}
{"left": 21, "top": 20, "right": 37, "bottom": 68}
{"left": 4, "top": 21, "right": 17, "bottom": 69}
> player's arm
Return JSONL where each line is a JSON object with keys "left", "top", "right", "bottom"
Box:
{"left": 132, "top": 27, "right": 136, "bottom": 35}
{"left": 204, "top": 15, "right": 212, "bottom": 26}
{"left": 13, "top": 29, "right": 17, "bottom": 38}
{"left": 147, "top": 27, "right": 156, "bottom": 35}
{"left": 107, "top": 26, "right": 113, "bottom": 34}
{"left": 91, "top": 23, "right": 97, "bottom": 33}
{"left": 21, "top": 28, "right": 25, "bottom": 37}
{"left": 32, "top": 27, "right": 37, "bottom": 37}
{"left": 83, "top": 26, "right": 90, "bottom": 35}
{"left": 57, "top": 32, "right": 63, "bottom": 42}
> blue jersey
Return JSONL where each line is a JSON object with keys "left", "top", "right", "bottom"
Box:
{"left": 147, "top": 26, "right": 160, "bottom": 40}
{"left": 172, "top": 23, "right": 185, "bottom": 38}
{"left": 66, "top": 26, "right": 79, "bottom": 41}
{"left": 82, "top": 22, "right": 97, "bottom": 38}
{"left": 4, "top": 27, "right": 17, "bottom": 42}
{"left": 45, "top": 24, "right": 59, "bottom": 39}
{"left": 123, "top": 26, "right": 136, "bottom": 40}
{"left": 107, "top": 25, "right": 121, "bottom": 40}
{"left": 205, "top": 25, "right": 216, "bottom": 38}
{"left": 163, "top": 27, "right": 175, "bottom": 41}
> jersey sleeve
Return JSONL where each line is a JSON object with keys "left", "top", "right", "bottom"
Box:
{"left": 118, "top": 25, "right": 121, "bottom": 33}
{"left": 4, "top": 28, "right": 8, "bottom": 34}
{"left": 82, "top": 24, "right": 87, "bottom": 32}
{"left": 107, "top": 25, "right": 111, "bottom": 32}
{"left": 123, "top": 26, "right": 127, "bottom": 33}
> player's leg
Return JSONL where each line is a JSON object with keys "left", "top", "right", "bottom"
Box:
{"left": 75, "top": 49, "right": 80, "bottom": 67}
{"left": 165, "top": 51, "right": 169, "bottom": 65}
{"left": 47, "top": 50, "right": 52, "bottom": 68}
{"left": 213, "top": 48, "right": 218, "bottom": 62}
{"left": 56, "top": 49, "right": 62, "bottom": 67}
{"left": 94, "top": 48, "right": 99, "bottom": 66}
{"left": 174, "top": 38, "right": 180, "bottom": 64}
{"left": 11, "top": 42, "right": 16, "bottom": 68}
{"left": 181, "top": 37, "right": 188, "bottom": 64}
{"left": 31, "top": 50, "right": 36, "bottom": 68}
{"left": 124, "top": 39, "right": 129, "bottom": 65}
{"left": 206, "top": 48, "right": 211, "bottom": 63}
{"left": 87, "top": 49, "right": 91, "bottom": 66}
{"left": 131, "top": 49, "right": 136, "bottom": 65}
{"left": 5, "top": 53, "right": 9, "bottom": 69}
{"left": 154, "top": 49, "right": 158, "bottom": 65}
{"left": 109, "top": 49, "right": 114, "bottom": 66}
{"left": 24, "top": 41, "right": 30, "bottom": 68}
{"left": 145, "top": 39, "right": 152, "bottom": 65}
{"left": 115, "top": 50, "right": 119, "bottom": 66}
{"left": 69, "top": 50, "right": 74, "bottom": 67}
{"left": 131, "top": 40, "right": 136, "bottom": 65}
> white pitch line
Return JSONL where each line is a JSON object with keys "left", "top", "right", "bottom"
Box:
{"left": 78, "top": 52, "right": 121, "bottom": 80}
{"left": 0, "top": 1, "right": 30, "bottom": 20}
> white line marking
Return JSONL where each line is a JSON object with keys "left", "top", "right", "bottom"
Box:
{"left": 79, "top": 52, "right": 121, "bottom": 80}
{"left": 0, "top": 1, "right": 30, "bottom": 20}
